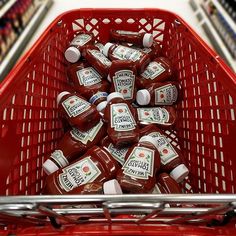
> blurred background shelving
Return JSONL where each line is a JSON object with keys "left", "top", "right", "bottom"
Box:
{"left": 189, "top": 0, "right": 236, "bottom": 72}
{"left": 0, "top": 0, "right": 53, "bottom": 80}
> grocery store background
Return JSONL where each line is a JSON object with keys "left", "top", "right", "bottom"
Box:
{"left": 0, "top": 0, "right": 235, "bottom": 81}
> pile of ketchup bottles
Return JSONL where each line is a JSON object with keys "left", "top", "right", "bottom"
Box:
{"left": 42, "top": 29, "right": 189, "bottom": 196}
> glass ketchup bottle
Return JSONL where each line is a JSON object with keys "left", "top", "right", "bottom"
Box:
{"left": 140, "top": 125, "right": 189, "bottom": 183}
{"left": 108, "top": 60, "right": 137, "bottom": 102}
{"left": 43, "top": 146, "right": 120, "bottom": 194}
{"left": 136, "top": 81, "right": 180, "bottom": 106}
{"left": 152, "top": 173, "right": 182, "bottom": 194}
{"left": 100, "top": 135, "right": 129, "bottom": 166}
{"left": 116, "top": 136, "right": 161, "bottom": 193}
{"left": 43, "top": 120, "right": 106, "bottom": 175}
{"left": 57, "top": 91, "right": 100, "bottom": 132}
{"left": 65, "top": 32, "right": 94, "bottom": 63}
{"left": 110, "top": 29, "right": 153, "bottom": 48}
{"left": 137, "top": 57, "right": 173, "bottom": 88}
{"left": 137, "top": 107, "right": 177, "bottom": 129}
{"left": 66, "top": 61, "right": 109, "bottom": 100}
{"left": 82, "top": 45, "right": 112, "bottom": 77}
{"left": 102, "top": 43, "right": 150, "bottom": 73}
{"left": 69, "top": 179, "right": 122, "bottom": 195}
{"left": 103, "top": 92, "right": 139, "bottom": 147}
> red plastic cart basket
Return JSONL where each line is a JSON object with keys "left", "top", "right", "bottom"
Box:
{"left": 0, "top": 8, "right": 236, "bottom": 235}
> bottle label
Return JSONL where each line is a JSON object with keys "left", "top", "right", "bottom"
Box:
{"left": 50, "top": 150, "right": 69, "bottom": 168}
{"left": 58, "top": 156, "right": 101, "bottom": 192}
{"left": 62, "top": 95, "right": 91, "bottom": 118}
{"left": 122, "top": 147, "right": 154, "bottom": 179}
{"left": 70, "top": 120, "right": 103, "bottom": 145}
{"left": 71, "top": 34, "right": 92, "bottom": 46}
{"left": 137, "top": 107, "right": 169, "bottom": 124}
{"left": 112, "top": 46, "right": 142, "bottom": 62}
{"left": 116, "top": 30, "right": 139, "bottom": 35}
{"left": 155, "top": 134, "right": 178, "bottom": 165}
{"left": 113, "top": 70, "right": 135, "bottom": 100}
{"left": 89, "top": 92, "right": 108, "bottom": 104}
{"left": 89, "top": 50, "right": 112, "bottom": 66}
{"left": 107, "top": 143, "right": 129, "bottom": 165}
{"left": 155, "top": 84, "right": 178, "bottom": 105}
{"left": 111, "top": 103, "right": 136, "bottom": 131}
{"left": 141, "top": 62, "right": 165, "bottom": 80}
{"left": 76, "top": 67, "right": 102, "bottom": 86}
{"left": 147, "top": 131, "right": 161, "bottom": 138}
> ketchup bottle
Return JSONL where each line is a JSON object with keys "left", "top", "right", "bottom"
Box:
{"left": 137, "top": 107, "right": 177, "bottom": 129}
{"left": 110, "top": 29, "right": 153, "bottom": 48}
{"left": 140, "top": 125, "right": 189, "bottom": 183}
{"left": 89, "top": 91, "right": 108, "bottom": 111}
{"left": 108, "top": 60, "right": 137, "bottom": 102}
{"left": 82, "top": 45, "right": 112, "bottom": 77}
{"left": 43, "top": 120, "right": 106, "bottom": 175}
{"left": 136, "top": 81, "right": 180, "bottom": 106}
{"left": 152, "top": 173, "right": 181, "bottom": 194}
{"left": 57, "top": 91, "right": 100, "bottom": 132}
{"left": 66, "top": 62, "right": 109, "bottom": 99}
{"left": 116, "top": 136, "right": 161, "bottom": 193}
{"left": 137, "top": 57, "right": 173, "bottom": 88}
{"left": 102, "top": 43, "right": 151, "bottom": 73}
{"left": 69, "top": 179, "right": 122, "bottom": 194}
{"left": 100, "top": 136, "right": 129, "bottom": 166}
{"left": 94, "top": 42, "right": 104, "bottom": 52}
{"left": 103, "top": 92, "right": 139, "bottom": 147}
{"left": 65, "top": 32, "right": 94, "bottom": 63}
{"left": 43, "top": 146, "right": 120, "bottom": 194}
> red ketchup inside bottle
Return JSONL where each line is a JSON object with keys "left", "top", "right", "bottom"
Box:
{"left": 108, "top": 60, "right": 137, "bottom": 102}
{"left": 69, "top": 179, "right": 123, "bottom": 194}
{"left": 103, "top": 92, "right": 139, "bottom": 147}
{"left": 100, "top": 136, "right": 129, "bottom": 166}
{"left": 152, "top": 173, "right": 182, "bottom": 194}
{"left": 82, "top": 45, "right": 112, "bottom": 77}
{"left": 43, "top": 120, "right": 106, "bottom": 175}
{"left": 141, "top": 125, "right": 189, "bottom": 183}
{"left": 137, "top": 57, "right": 173, "bottom": 88}
{"left": 66, "top": 61, "right": 109, "bottom": 100}
{"left": 43, "top": 146, "right": 120, "bottom": 194}
{"left": 137, "top": 106, "right": 177, "bottom": 129}
{"left": 57, "top": 91, "right": 100, "bottom": 132}
{"left": 116, "top": 136, "right": 161, "bottom": 193}
{"left": 102, "top": 43, "right": 151, "bottom": 73}
{"left": 65, "top": 32, "right": 94, "bottom": 63}
{"left": 110, "top": 29, "right": 153, "bottom": 48}
{"left": 136, "top": 81, "right": 180, "bottom": 106}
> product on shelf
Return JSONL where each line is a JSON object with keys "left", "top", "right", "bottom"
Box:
{"left": 108, "top": 60, "right": 137, "bottom": 102}
{"left": 136, "top": 81, "right": 180, "bottom": 106}
{"left": 43, "top": 120, "right": 106, "bottom": 175}
{"left": 103, "top": 92, "right": 139, "bottom": 147}
{"left": 43, "top": 146, "right": 120, "bottom": 194}
{"left": 116, "top": 136, "right": 161, "bottom": 193}
{"left": 57, "top": 91, "right": 100, "bottom": 132}
{"left": 102, "top": 43, "right": 151, "bottom": 73}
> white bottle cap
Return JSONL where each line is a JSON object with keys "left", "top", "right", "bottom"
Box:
{"left": 143, "top": 33, "right": 153, "bottom": 48}
{"left": 57, "top": 91, "right": 70, "bottom": 105}
{"left": 103, "top": 42, "right": 114, "bottom": 57}
{"left": 97, "top": 101, "right": 107, "bottom": 112}
{"left": 170, "top": 164, "right": 189, "bottom": 183}
{"left": 65, "top": 46, "right": 81, "bottom": 63}
{"left": 107, "top": 92, "right": 124, "bottom": 103}
{"left": 43, "top": 159, "right": 59, "bottom": 175}
{"left": 136, "top": 89, "right": 151, "bottom": 105}
{"left": 107, "top": 74, "right": 111, "bottom": 82}
{"left": 103, "top": 179, "right": 123, "bottom": 194}
{"left": 139, "top": 135, "right": 158, "bottom": 149}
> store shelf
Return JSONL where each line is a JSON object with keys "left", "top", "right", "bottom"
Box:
{"left": 0, "top": 0, "right": 16, "bottom": 18}
{"left": 211, "top": 0, "right": 236, "bottom": 33}
{"left": 189, "top": 0, "right": 236, "bottom": 72}
{"left": 0, "top": 0, "right": 53, "bottom": 81}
